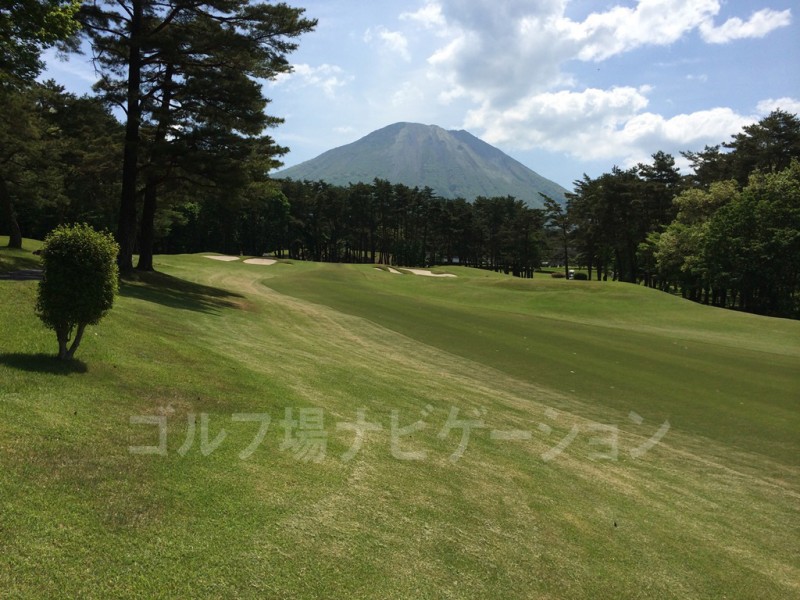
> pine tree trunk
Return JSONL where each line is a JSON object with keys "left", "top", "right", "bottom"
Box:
{"left": 117, "top": 0, "right": 144, "bottom": 274}
{"left": 137, "top": 63, "right": 174, "bottom": 273}
{"left": 137, "top": 177, "right": 157, "bottom": 271}
{"left": 0, "top": 175, "right": 23, "bottom": 249}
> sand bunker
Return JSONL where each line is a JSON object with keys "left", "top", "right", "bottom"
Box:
{"left": 376, "top": 266, "right": 456, "bottom": 277}
{"left": 204, "top": 255, "right": 239, "bottom": 262}
{"left": 404, "top": 268, "right": 456, "bottom": 278}
{"left": 243, "top": 258, "right": 277, "bottom": 265}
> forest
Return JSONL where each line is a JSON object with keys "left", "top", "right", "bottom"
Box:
{"left": 1, "top": 2, "right": 799, "bottom": 318}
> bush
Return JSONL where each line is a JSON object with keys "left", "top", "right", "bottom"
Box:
{"left": 573, "top": 272, "right": 588, "bottom": 280}
{"left": 550, "top": 272, "right": 566, "bottom": 278}
{"left": 36, "top": 224, "right": 119, "bottom": 360}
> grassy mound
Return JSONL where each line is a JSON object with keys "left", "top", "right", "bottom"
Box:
{"left": 2, "top": 240, "right": 798, "bottom": 598}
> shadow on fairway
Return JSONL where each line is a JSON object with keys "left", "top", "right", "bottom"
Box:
{"left": 119, "top": 271, "right": 244, "bottom": 314}
{"left": 0, "top": 353, "right": 88, "bottom": 374}
{"left": 0, "top": 254, "right": 42, "bottom": 274}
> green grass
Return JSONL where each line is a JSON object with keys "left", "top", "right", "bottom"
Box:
{"left": 0, "top": 236, "right": 43, "bottom": 273}
{"left": 1, "top": 241, "right": 798, "bottom": 599}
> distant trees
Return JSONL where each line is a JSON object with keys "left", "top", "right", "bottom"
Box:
{"left": 567, "top": 110, "right": 800, "bottom": 318}
{"left": 158, "top": 178, "right": 545, "bottom": 275}
{"left": 566, "top": 154, "right": 682, "bottom": 284}
{"left": 36, "top": 223, "right": 119, "bottom": 360}
{"left": 0, "top": 85, "right": 51, "bottom": 249}
{"left": 541, "top": 194, "right": 571, "bottom": 278}
{"left": 683, "top": 110, "right": 800, "bottom": 188}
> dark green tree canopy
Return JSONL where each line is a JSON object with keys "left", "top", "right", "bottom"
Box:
{"left": 566, "top": 110, "right": 800, "bottom": 317}
{"left": 683, "top": 110, "right": 800, "bottom": 188}
{"left": 0, "top": 82, "right": 122, "bottom": 249}
{"left": 0, "top": 0, "right": 80, "bottom": 86}
{"left": 78, "top": 0, "right": 316, "bottom": 271}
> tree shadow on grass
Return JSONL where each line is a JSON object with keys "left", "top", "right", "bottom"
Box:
{"left": 0, "top": 253, "right": 42, "bottom": 275}
{"left": 0, "top": 353, "right": 88, "bottom": 374}
{"left": 119, "top": 271, "right": 245, "bottom": 314}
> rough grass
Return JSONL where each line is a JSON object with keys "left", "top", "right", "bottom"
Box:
{"left": 1, "top": 242, "right": 798, "bottom": 599}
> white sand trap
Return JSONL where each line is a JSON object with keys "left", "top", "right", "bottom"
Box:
{"left": 244, "top": 258, "right": 277, "bottom": 265}
{"left": 204, "top": 255, "right": 239, "bottom": 262}
{"left": 374, "top": 266, "right": 403, "bottom": 274}
{"left": 404, "top": 268, "right": 456, "bottom": 278}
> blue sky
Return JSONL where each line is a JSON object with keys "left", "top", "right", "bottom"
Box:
{"left": 43, "top": 0, "right": 799, "bottom": 189}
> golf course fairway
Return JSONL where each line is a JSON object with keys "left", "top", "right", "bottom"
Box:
{"left": 2, "top": 241, "right": 798, "bottom": 599}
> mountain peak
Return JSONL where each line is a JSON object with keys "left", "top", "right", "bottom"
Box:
{"left": 275, "top": 122, "right": 567, "bottom": 207}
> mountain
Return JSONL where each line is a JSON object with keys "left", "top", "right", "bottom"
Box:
{"left": 274, "top": 122, "right": 568, "bottom": 207}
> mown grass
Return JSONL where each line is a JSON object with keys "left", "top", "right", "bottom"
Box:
{"left": 0, "top": 237, "right": 43, "bottom": 273}
{"left": 1, "top": 241, "right": 798, "bottom": 599}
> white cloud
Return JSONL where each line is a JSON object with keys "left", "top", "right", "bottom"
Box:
{"left": 390, "top": 81, "right": 425, "bottom": 107}
{"left": 700, "top": 8, "right": 791, "bottom": 44}
{"left": 463, "top": 86, "right": 756, "bottom": 165}
{"left": 39, "top": 48, "right": 97, "bottom": 88}
{"left": 557, "top": 0, "right": 720, "bottom": 61}
{"left": 394, "top": 0, "right": 794, "bottom": 169}
{"left": 400, "top": 3, "right": 446, "bottom": 30}
{"left": 756, "top": 97, "right": 800, "bottom": 115}
{"left": 409, "top": 0, "right": 792, "bottom": 107}
{"left": 273, "top": 1, "right": 793, "bottom": 180}
{"left": 271, "top": 63, "right": 352, "bottom": 99}
{"left": 364, "top": 26, "right": 411, "bottom": 61}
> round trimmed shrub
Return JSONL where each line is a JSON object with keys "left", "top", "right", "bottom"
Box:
{"left": 36, "top": 223, "right": 119, "bottom": 360}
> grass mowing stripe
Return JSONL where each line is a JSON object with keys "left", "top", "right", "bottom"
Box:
{"left": 265, "top": 263, "right": 800, "bottom": 464}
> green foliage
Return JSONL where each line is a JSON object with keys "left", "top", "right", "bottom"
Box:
{"left": 0, "top": 0, "right": 80, "bottom": 86}
{"left": 570, "top": 111, "right": 800, "bottom": 318}
{"left": 36, "top": 223, "right": 119, "bottom": 359}
{"left": 573, "top": 272, "right": 588, "bottom": 280}
{"left": 244, "top": 179, "right": 542, "bottom": 274}
{"left": 704, "top": 161, "right": 800, "bottom": 315}
{"left": 683, "top": 110, "right": 800, "bottom": 188}
{"left": 78, "top": 0, "right": 317, "bottom": 271}
{"left": 0, "top": 82, "right": 122, "bottom": 249}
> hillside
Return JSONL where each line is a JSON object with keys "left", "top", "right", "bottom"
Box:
{"left": 2, "top": 239, "right": 799, "bottom": 598}
{"left": 274, "top": 122, "right": 568, "bottom": 207}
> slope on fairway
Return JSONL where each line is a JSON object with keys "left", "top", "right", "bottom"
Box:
{"left": 265, "top": 262, "right": 800, "bottom": 464}
{"left": 1, "top": 243, "right": 798, "bottom": 599}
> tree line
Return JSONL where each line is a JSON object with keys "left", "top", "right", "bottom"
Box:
{"left": 1, "top": 2, "right": 798, "bottom": 318}
{"left": 565, "top": 110, "right": 800, "bottom": 318}
{"left": 163, "top": 179, "right": 545, "bottom": 277}
{"left": 0, "top": 80, "right": 545, "bottom": 278}
{"left": 1, "top": 0, "right": 316, "bottom": 274}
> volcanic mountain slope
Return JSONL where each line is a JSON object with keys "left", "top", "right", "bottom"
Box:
{"left": 275, "top": 122, "right": 568, "bottom": 207}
